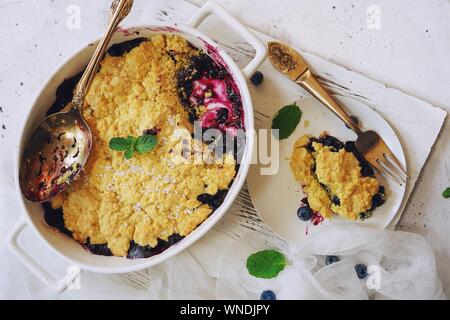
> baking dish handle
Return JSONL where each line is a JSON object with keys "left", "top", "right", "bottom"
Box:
{"left": 4, "top": 217, "right": 81, "bottom": 293}
{"left": 187, "top": 0, "right": 267, "bottom": 80}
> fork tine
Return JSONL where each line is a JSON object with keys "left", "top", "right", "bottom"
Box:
{"left": 377, "top": 159, "right": 404, "bottom": 185}
{"left": 367, "top": 157, "right": 402, "bottom": 185}
{"left": 378, "top": 157, "right": 406, "bottom": 185}
{"left": 377, "top": 139, "right": 408, "bottom": 179}
{"left": 384, "top": 151, "right": 409, "bottom": 179}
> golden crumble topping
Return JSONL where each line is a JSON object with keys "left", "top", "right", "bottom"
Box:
{"left": 50, "top": 35, "right": 237, "bottom": 257}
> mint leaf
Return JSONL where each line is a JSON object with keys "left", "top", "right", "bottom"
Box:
{"left": 135, "top": 134, "right": 158, "bottom": 154}
{"left": 109, "top": 136, "right": 133, "bottom": 151}
{"left": 124, "top": 146, "right": 134, "bottom": 159}
{"left": 443, "top": 187, "right": 450, "bottom": 199}
{"left": 109, "top": 134, "right": 158, "bottom": 159}
{"left": 271, "top": 102, "right": 302, "bottom": 139}
{"left": 246, "top": 249, "right": 287, "bottom": 279}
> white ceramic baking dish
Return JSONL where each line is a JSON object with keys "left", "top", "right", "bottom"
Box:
{"left": 5, "top": 1, "right": 266, "bottom": 292}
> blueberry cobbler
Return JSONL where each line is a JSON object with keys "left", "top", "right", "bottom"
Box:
{"left": 290, "top": 133, "right": 386, "bottom": 221}
{"left": 43, "top": 35, "right": 244, "bottom": 258}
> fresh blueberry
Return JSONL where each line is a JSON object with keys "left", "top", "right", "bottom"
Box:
{"left": 354, "top": 264, "right": 368, "bottom": 279}
{"left": 297, "top": 206, "right": 313, "bottom": 221}
{"left": 345, "top": 115, "right": 359, "bottom": 129}
{"left": 378, "top": 186, "right": 385, "bottom": 194}
{"left": 325, "top": 255, "right": 339, "bottom": 265}
{"left": 260, "top": 290, "right": 276, "bottom": 300}
{"left": 250, "top": 71, "right": 264, "bottom": 86}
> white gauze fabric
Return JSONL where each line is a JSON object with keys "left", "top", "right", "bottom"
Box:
{"left": 145, "top": 225, "right": 445, "bottom": 300}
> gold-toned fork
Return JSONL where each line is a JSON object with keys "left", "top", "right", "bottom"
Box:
{"left": 267, "top": 41, "right": 408, "bottom": 185}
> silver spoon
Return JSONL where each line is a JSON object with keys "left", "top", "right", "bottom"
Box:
{"left": 19, "top": 0, "right": 133, "bottom": 202}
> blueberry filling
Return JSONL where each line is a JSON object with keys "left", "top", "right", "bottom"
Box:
{"left": 317, "top": 135, "right": 344, "bottom": 151}
{"left": 331, "top": 195, "right": 341, "bottom": 206}
{"left": 42, "top": 201, "right": 185, "bottom": 258}
{"left": 301, "top": 197, "right": 309, "bottom": 206}
{"left": 126, "top": 235, "right": 184, "bottom": 259}
{"left": 83, "top": 238, "right": 113, "bottom": 257}
{"left": 216, "top": 108, "right": 229, "bottom": 124}
{"left": 107, "top": 37, "right": 148, "bottom": 57}
{"left": 197, "top": 189, "right": 228, "bottom": 210}
{"left": 42, "top": 202, "right": 72, "bottom": 237}
{"left": 176, "top": 53, "right": 244, "bottom": 137}
{"left": 143, "top": 127, "right": 160, "bottom": 135}
{"left": 46, "top": 71, "right": 84, "bottom": 116}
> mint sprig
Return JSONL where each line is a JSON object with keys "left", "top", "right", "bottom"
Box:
{"left": 246, "top": 249, "right": 287, "bottom": 279}
{"left": 109, "top": 134, "right": 157, "bottom": 159}
{"left": 443, "top": 187, "right": 450, "bottom": 199}
{"left": 271, "top": 102, "right": 302, "bottom": 140}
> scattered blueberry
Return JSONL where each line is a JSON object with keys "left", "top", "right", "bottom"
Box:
{"left": 260, "top": 290, "right": 276, "bottom": 300}
{"left": 250, "top": 71, "right": 264, "bottom": 86}
{"left": 345, "top": 115, "right": 359, "bottom": 129}
{"left": 325, "top": 255, "right": 339, "bottom": 265}
{"left": 297, "top": 206, "right": 313, "bottom": 221}
{"left": 354, "top": 264, "right": 368, "bottom": 279}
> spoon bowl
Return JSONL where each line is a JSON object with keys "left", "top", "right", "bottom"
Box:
{"left": 19, "top": 0, "right": 133, "bottom": 202}
{"left": 19, "top": 107, "right": 91, "bottom": 202}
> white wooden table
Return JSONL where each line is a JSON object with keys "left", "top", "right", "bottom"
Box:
{"left": 0, "top": 0, "right": 448, "bottom": 299}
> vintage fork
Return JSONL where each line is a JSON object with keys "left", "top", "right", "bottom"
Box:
{"left": 267, "top": 41, "right": 408, "bottom": 185}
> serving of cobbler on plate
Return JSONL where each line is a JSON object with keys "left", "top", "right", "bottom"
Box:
{"left": 290, "top": 133, "right": 386, "bottom": 221}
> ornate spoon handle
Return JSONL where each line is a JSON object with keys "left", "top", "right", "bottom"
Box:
{"left": 72, "top": 0, "right": 133, "bottom": 107}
